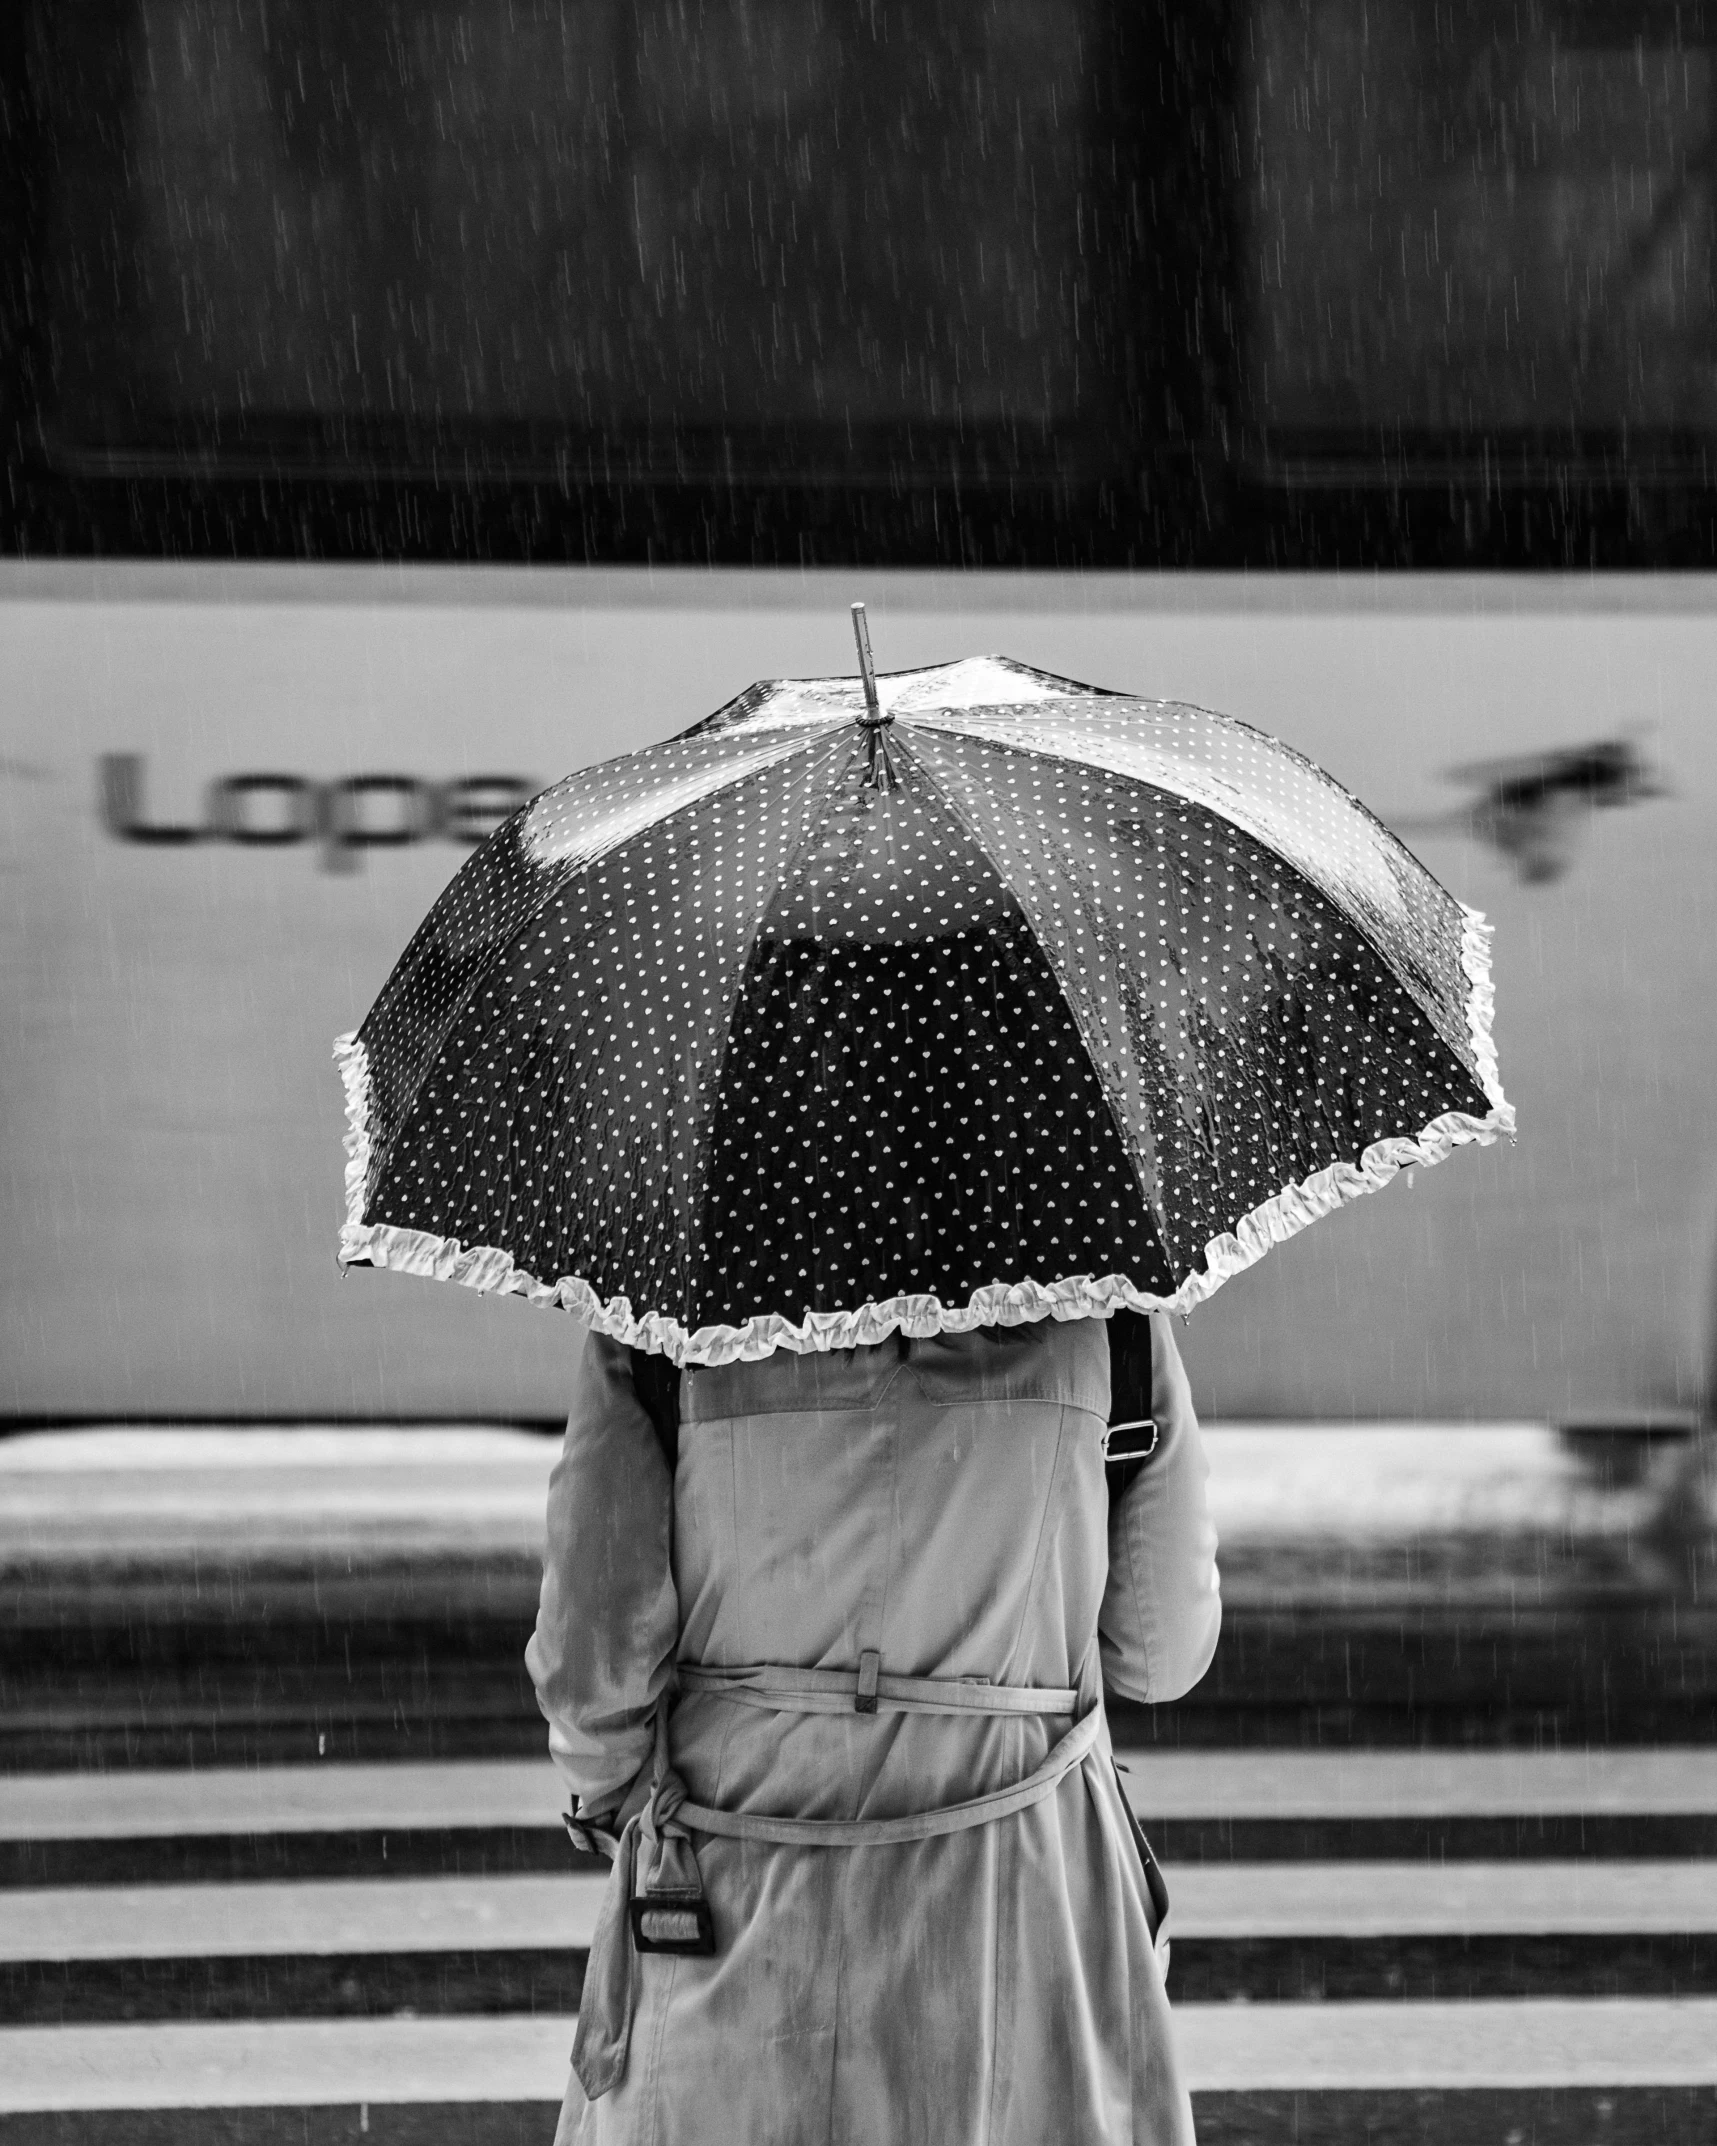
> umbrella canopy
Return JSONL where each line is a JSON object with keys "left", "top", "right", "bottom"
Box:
{"left": 335, "top": 649, "right": 1511, "bottom": 1364}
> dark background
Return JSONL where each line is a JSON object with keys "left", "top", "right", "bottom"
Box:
{"left": 6, "top": 0, "right": 1717, "bottom": 566}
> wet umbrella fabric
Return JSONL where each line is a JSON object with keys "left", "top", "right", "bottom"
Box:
{"left": 334, "top": 656, "right": 1511, "bottom": 1364}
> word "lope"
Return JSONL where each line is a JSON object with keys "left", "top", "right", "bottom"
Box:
{"left": 99, "top": 756, "right": 538, "bottom": 872}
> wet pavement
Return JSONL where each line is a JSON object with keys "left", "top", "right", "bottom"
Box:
{"left": 2, "top": 1420, "right": 1714, "bottom": 2141}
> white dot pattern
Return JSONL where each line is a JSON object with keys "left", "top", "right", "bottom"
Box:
{"left": 701, "top": 756, "right": 1171, "bottom": 1324}
{"left": 906, "top": 709, "right": 1490, "bottom": 1281}
{"left": 920, "top": 694, "right": 1474, "bottom": 1066}
{"left": 345, "top": 655, "right": 1499, "bottom": 1353}
{"left": 362, "top": 728, "right": 848, "bottom": 1312}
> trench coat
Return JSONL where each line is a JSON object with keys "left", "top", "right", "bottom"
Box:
{"left": 528, "top": 1312, "right": 1221, "bottom": 2146}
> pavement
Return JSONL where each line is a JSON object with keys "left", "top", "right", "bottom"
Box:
{"left": 2, "top": 1419, "right": 1714, "bottom": 2142}
{"left": 3, "top": 1418, "right": 1705, "bottom": 1569}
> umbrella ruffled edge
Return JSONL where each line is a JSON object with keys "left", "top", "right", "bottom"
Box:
{"left": 332, "top": 904, "right": 1513, "bottom": 1367}
{"left": 1166, "top": 900, "right": 1514, "bottom": 1320}
{"left": 334, "top": 1027, "right": 379, "bottom": 1260}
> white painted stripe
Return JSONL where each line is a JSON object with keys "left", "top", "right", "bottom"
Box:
{"left": 4, "top": 2001, "right": 1717, "bottom": 2110}
{"left": 0, "top": 1762, "right": 568, "bottom": 1841}
{"left": 0, "top": 1876, "right": 608, "bottom": 1962}
{"left": 0, "top": 2016, "right": 576, "bottom": 2111}
{"left": 1168, "top": 1861, "right": 1717, "bottom": 1936}
{"left": 1174, "top": 1999, "right": 1717, "bottom": 2091}
{"left": 6, "top": 1748, "right": 1716, "bottom": 1842}
{"left": 1115, "top": 1748, "right": 1717, "bottom": 1818}
{"left": 9, "top": 1860, "right": 1714, "bottom": 1962}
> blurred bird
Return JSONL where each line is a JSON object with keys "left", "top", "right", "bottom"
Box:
{"left": 1393, "top": 735, "right": 1669, "bottom": 884}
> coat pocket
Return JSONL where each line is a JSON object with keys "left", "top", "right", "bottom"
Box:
{"left": 1110, "top": 1757, "right": 1172, "bottom": 1976}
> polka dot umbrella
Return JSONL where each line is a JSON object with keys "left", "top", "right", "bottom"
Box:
{"left": 334, "top": 608, "right": 1512, "bottom": 1365}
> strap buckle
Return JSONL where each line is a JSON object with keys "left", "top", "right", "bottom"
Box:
{"left": 1104, "top": 1417, "right": 1158, "bottom": 1462}
{"left": 629, "top": 1889, "right": 716, "bottom": 1956}
{"left": 855, "top": 1649, "right": 881, "bottom": 1714}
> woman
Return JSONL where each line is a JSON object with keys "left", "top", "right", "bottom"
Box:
{"left": 528, "top": 1308, "right": 1221, "bottom": 2145}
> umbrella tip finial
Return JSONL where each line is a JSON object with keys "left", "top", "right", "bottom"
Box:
{"left": 850, "top": 602, "right": 895, "bottom": 790}
{"left": 851, "top": 602, "right": 881, "bottom": 719}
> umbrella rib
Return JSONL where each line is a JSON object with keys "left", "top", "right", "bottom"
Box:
{"left": 905, "top": 719, "right": 1494, "bottom": 1108}
{"left": 908, "top": 704, "right": 1434, "bottom": 902}
{"left": 359, "top": 727, "right": 835, "bottom": 1196}
{"left": 685, "top": 732, "right": 876, "bottom": 1320}
{"left": 888, "top": 729, "right": 1174, "bottom": 1262}
{"left": 902, "top": 722, "right": 1511, "bottom": 1259}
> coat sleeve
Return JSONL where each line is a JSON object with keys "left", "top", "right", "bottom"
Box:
{"left": 1098, "top": 1314, "right": 1222, "bottom": 1705}
{"left": 525, "top": 1329, "right": 681, "bottom": 1813}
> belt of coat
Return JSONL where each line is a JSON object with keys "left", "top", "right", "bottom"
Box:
{"left": 572, "top": 1662, "right": 1100, "bottom": 2101}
